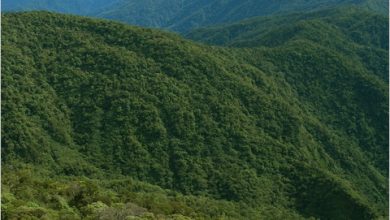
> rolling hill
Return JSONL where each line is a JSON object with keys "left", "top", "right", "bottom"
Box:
{"left": 2, "top": 10, "right": 388, "bottom": 219}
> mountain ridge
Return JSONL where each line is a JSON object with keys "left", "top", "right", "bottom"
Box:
{"left": 2, "top": 10, "right": 388, "bottom": 219}
{"left": 187, "top": 6, "right": 389, "bottom": 82}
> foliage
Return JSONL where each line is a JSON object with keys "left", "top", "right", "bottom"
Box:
{"left": 2, "top": 10, "right": 388, "bottom": 219}
{"left": 2, "top": 165, "right": 302, "bottom": 219}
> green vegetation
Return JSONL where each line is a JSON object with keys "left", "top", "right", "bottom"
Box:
{"left": 2, "top": 10, "right": 388, "bottom": 219}
{"left": 187, "top": 6, "right": 389, "bottom": 82}
{"left": 4, "top": 164, "right": 295, "bottom": 219}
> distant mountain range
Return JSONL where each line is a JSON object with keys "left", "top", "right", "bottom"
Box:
{"left": 3, "top": 0, "right": 388, "bottom": 32}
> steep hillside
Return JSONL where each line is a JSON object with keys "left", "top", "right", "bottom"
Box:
{"left": 2, "top": 12, "right": 388, "bottom": 219}
{"left": 3, "top": 0, "right": 388, "bottom": 32}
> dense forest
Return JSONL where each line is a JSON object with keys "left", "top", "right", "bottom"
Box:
{"left": 187, "top": 6, "right": 389, "bottom": 82}
{"left": 3, "top": 0, "right": 388, "bottom": 32}
{"left": 2, "top": 9, "right": 388, "bottom": 219}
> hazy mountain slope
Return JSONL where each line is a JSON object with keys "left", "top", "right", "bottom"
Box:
{"left": 95, "top": 0, "right": 388, "bottom": 32}
{"left": 187, "top": 7, "right": 389, "bottom": 82}
{"left": 363, "top": 0, "right": 389, "bottom": 13}
{"left": 2, "top": 12, "right": 388, "bottom": 219}
{"left": 93, "top": 0, "right": 187, "bottom": 28}
{"left": 164, "top": 0, "right": 385, "bottom": 31}
{"left": 187, "top": 7, "right": 388, "bottom": 48}
{"left": 3, "top": 0, "right": 388, "bottom": 32}
{"left": 2, "top": 0, "right": 118, "bottom": 15}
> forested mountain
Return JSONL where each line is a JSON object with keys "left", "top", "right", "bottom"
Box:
{"left": 187, "top": 7, "right": 389, "bottom": 81}
{"left": 3, "top": 0, "right": 388, "bottom": 32}
{"left": 2, "top": 10, "right": 388, "bottom": 219}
